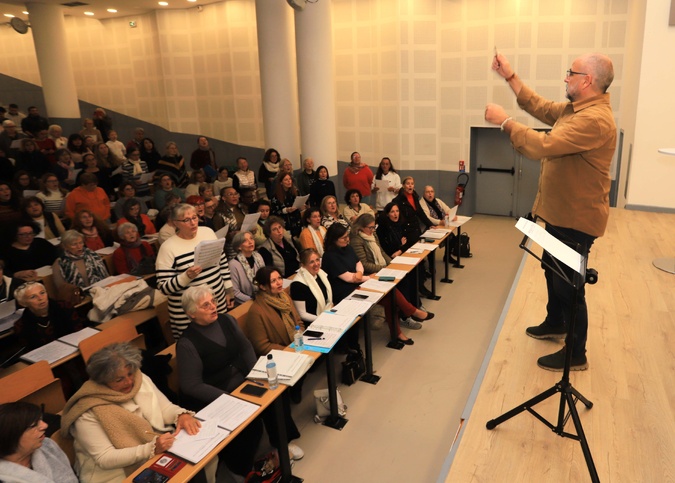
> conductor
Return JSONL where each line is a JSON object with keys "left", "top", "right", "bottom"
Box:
{"left": 484, "top": 52, "right": 616, "bottom": 371}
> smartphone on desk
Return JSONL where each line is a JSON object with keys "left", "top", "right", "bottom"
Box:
{"left": 241, "top": 383, "right": 268, "bottom": 397}
{"left": 303, "top": 329, "right": 324, "bottom": 338}
{"left": 133, "top": 469, "right": 169, "bottom": 483}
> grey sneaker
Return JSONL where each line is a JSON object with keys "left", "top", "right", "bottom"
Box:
{"left": 525, "top": 321, "right": 567, "bottom": 340}
{"left": 400, "top": 317, "right": 423, "bottom": 330}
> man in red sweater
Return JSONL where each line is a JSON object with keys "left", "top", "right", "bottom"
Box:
{"left": 342, "top": 151, "right": 374, "bottom": 204}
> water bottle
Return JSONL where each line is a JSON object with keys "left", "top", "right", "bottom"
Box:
{"left": 444, "top": 212, "right": 450, "bottom": 226}
{"left": 294, "top": 325, "right": 303, "bottom": 352}
{"left": 266, "top": 354, "right": 278, "bottom": 389}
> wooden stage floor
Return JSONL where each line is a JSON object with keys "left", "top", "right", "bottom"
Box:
{"left": 444, "top": 208, "right": 675, "bottom": 482}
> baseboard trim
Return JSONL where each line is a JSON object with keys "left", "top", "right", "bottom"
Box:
{"left": 625, "top": 204, "right": 675, "bottom": 214}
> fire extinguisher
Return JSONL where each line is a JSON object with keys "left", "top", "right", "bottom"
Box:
{"left": 455, "top": 173, "right": 469, "bottom": 206}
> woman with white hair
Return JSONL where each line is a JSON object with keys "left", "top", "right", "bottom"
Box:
{"left": 290, "top": 248, "right": 333, "bottom": 324}
{"left": 156, "top": 203, "right": 234, "bottom": 340}
{"left": 113, "top": 223, "right": 156, "bottom": 275}
{"left": 61, "top": 342, "right": 202, "bottom": 483}
{"left": 53, "top": 230, "right": 109, "bottom": 290}
{"left": 228, "top": 231, "right": 265, "bottom": 306}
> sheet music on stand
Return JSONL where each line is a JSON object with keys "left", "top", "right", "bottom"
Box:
{"left": 515, "top": 217, "right": 583, "bottom": 275}
{"left": 193, "top": 238, "right": 226, "bottom": 268}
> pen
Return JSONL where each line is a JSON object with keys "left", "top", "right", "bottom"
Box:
{"left": 308, "top": 337, "right": 325, "bottom": 340}
{"left": 494, "top": 45, "right": 500, "bottom": 67}
{"left": 145, "top": 430, "right": 163, "bottom": 436}
{"left": 249, "top": 379, "right": 265, "bottom": 386}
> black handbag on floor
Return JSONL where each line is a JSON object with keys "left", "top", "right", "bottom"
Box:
{"left": 448, "top": 232, "right": 472, "bottom": 258}
{"left": 341, "top": 349, "right": 366, "bottom": 385}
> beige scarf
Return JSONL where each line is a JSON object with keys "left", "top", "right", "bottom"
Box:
{"left": 128, "top": 158, "right": 144, "bottom": 176}
{"left": 61, "top": 370, "right": 154, "bottom": 455}
{"left": 258, "top": 290, "right": 297, "bottom": 340}
{"left": 308, "top": 225, "right": 326, "bottom": 256}
{"left": 359, "top": 231, "right": 387, "bottom": 266}
{"left": 294, "top": 266, "right": 333, "bottom": 314}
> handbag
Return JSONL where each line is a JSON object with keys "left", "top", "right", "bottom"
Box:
{"left": 130, "top": 244, "right": 157, "bottom": 276}
{"left": 245, "top": 451, "right": 281, "bottom": 483}
{"left": 313, "top": 388, "right": 347, "bottom": 423}
{"left": 448, "top": 232, "right": 472, "bottom": 258}
{"left": 341, "top": 348, "right": 366, "bottom": 385}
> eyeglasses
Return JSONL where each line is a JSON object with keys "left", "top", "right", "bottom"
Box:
{"left": 364, "top": 224, "right": 377, "bottom": 231}
{"left": 17, "top": 231, "right": 35, "bottom": 237}
{"left": 198, "top": 300, "right": 217, "bottom": 310}
{"left": 566, "top": 69, "right": 588, "bottom": 78}
{"left": 178, "top": 216, "right": 199, "bottom": 224}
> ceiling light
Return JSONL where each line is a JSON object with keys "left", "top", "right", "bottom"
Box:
{"left": 22, "top": 11, "right": 28, "bottom": 15}
{"left": 3, "top": 13, "right": 15, "bottom": 17}
{"left": 188, "top": 0, "right": 197, "bottom": 2}
{"left": 107, "top": 8, "right": 117, "bottom": 13}
{"left": 158, "top": 1, "right": 168, "bottom": 5}
{"left": 84, "top": 11, "right": 94, "bottom": 16}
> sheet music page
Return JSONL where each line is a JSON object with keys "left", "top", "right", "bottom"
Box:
{"left": 292, "top": 194, "right": 310, "bottom": 209}
{"left": 376, "top": 268, "right": 409, "bottom": 279}
{"left": 389, "top": 256, "right": 420, "bottom": 266}
{"left": 169, "top": 419, "right": 229, "bottom": 464}
{"left": 58, "top": 327, "right": 100, "bottom": 347}
{"left": 240, "top": 213, "right": 261, "bottom": 233}
{"left": 138, "top": 172, "right": 154, "bottom": 184}
{"left": 214, "top": 224, "right": 229, "bottom": 240}
{"left": 515, "top": 218, "right": 583, "bottom": 274}
{"left": 446, "top": 215, "right": 472, "bottom": 228}
{"left": 248, "top": 350, "right": 312, "bottom": 380}
{"left": 35, "top": 265, "right": 53, "bottom": 277}
{"left": 346, "top": 289, "right": 384, "bottom": 304}
{"left": 95, "top": 242, "right": 120, "bottom": 256}
{"left": 20, "top": 340, "right": 78, "bottom": 364}
{"left": 421, "top": 230, "right": 446, "bottom": 239}
{"left": 195, "top": 393, "right": 260, "bottom": 431}
{"left": 374, "top": 179, "right": 389, "bottom": 190}
{"left": 193, "top": 238, "right": 226, "bottom": 268}
{"left": 410, "top": 242, "right": 438, "bottom": 252}
{"left": 330, "top": 299, "right": 373, "bottom": 318}
{"left": 359, "top": 279, "right": 396, "bottom": 292}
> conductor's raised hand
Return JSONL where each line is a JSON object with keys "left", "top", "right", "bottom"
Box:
{"left": 492, "top": 53, "right": 513, "bottom": 79}
{"left": 484, "top": 103, "right": 509, "bottom": 126}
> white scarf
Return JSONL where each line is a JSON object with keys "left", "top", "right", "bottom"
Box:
{"left": 295, "top": 266, "right": 333, "bottom": 314}
{"left": 308, "top": 225, "right": 326, "bottom": 256}
{"left": 359, "top": 231, "right": 386, "bottom": 266}
{"left": 263, "top": 160, "right": 279, "bottom": 174}
{"left": 129, "top": 158, "right": 143, "bottom": 176}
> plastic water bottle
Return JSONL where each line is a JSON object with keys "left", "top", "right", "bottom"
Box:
{"left": 294, "top": 325, "right": 303, "bottom": 352}
{"left": 266, "top": 354, "right": 278, "bottom": 389}
{"left": 445, "top": 213, "right": 450, "bottom": 226}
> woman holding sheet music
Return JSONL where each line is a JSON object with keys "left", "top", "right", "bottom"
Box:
{"left": 61, "top": 342, "right": 204, "bottom": 483}
{"left": 177, "top": 285, "right": 303, "bottom": 474}
{"left": 156, "top": 203, "right": 234, "bottom": 340}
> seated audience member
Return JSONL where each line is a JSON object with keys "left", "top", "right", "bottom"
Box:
{"left": 66, "top": 133, "right": 88, "bottom": 166}
{"left": 121, "top": 147, "right": 150, "bottom": 197}
{"left": 114, "top": 181, "right": 149, "bottom": 221}
{"left": 214, "top": 187, "right": 248, "bottom": 257}
{"left": 393, "top": 176, "right": 434, "bottom": 239}
{"left": 156, "top": 203, "right": 234, "bottom": 339}
{"left": 21, "top": 106, "right": 49, "bottom": 139}
{"left": 371, "top": 156, "right": 401, "bottom": 212}
{"left": 0, "top": 120, "right": 27, "bottom": 160}
{"left": 15, "top": 139, "right": 49, "bottom": 180}
{"left": 117, "top": 198, "right": 156, "bottom": 237}
{"left": 213, "top": 166, "right": 233, "bottom": 194}
{"left": 34, "top": 129, "right": 57, "bottom": 165}
{"left": 202, "top": 196, "right": 217, "bottom": 229}
{"left": 239, "top": 186, "right": 258, "bottom": 212}
{"left": 83, "top": 135, "right": 96, "bottom": 155}
{"left": 79, "top": 118, "right": 103, "bottom": 144}
{"left": 229, "top": 231, "right": 265, "bottom": 306}
{"left": 185, "top": 195, "right": 207, "bottom": 227}
{"left": 320, "top": 195, "right": 349, "bottom": 230}
{"left": 13, "top": 170, "right": 39, "bottom": 194}
{"left": 298, "top": 207, "right": 327, "bottom": 256}
{"left": 13, "top": 282, "right": 82, "bottom": 351}
{"left": 0, "top": 260, "right": 18, "bottom": 302}
{"left": 198, "top": 182, "right": 215, "bottom": 200}
{"left": 157, "top": 217, "right": 177, "bottom": 246}
{"left": 296, "top": 157, "right": 315, "bottom": 196}
{"left": 0, "top": 402, "right": 78, "bottom": 483}
{"left": 105, "top": 129, "right": 126, "bottom": 159}
{"left": 5, "top": 221, "right": 58, "bottom": 282}
{"left": 48, "top": 124, "right": 69, "bottom": 149}
{"left": 270, "top": 158, "right": 296, "bottom": 194}
{"left": 290, "top": 248, "right": 333, "bottom": 324}
{"left": 53, "top": 148, "right": 76, "bottom": 185}
{"left": 65, "top": 173, "right": 111, "bottom": 222}
{"left": 140, "top": 137, "right": 162, "bottom": 172}
{"left": 72, "top": 209, "right": 114, "bottom": 251}
{"left": 351, "top": 214, "right": 433, "bottom": 334}
{"left": 250, "top": 199, "right": 271, "bottom": 247}
{"left": 259, "top": 148, "right": 281, "bottom": 196}
{"left": 177, "top": 286, "right": 303, "bottom": 474}
{"left": 258, "top": 216, "right": 299, "bottom": 278}
{"left": 231, "top": 157, "right": 257, "bottom": 193}
{"left": 53, "top": 230, "right": 110, "bottom": 290}
{"left": 113, "top": 223, "right": 156, "bottom": 275}
{"left": 20, "top": 196, "right": 65, "bottom": 240}
{"left": 271, "top": 172, "right": 304, "bottom": 238}
{"left": 93, "top": 108, "right": 113, "bottom": 142}
{"left": 157, "top": 141, "right": 187, "bottom": 187}
{"left": 94, "top": 141, "right": 123, "bottom": 170}
{"left": 0, "top": 180, "right": 21, "bottom": 226}
{"left": 77, "top": 152, "right": 112, "bottom": 196}
{"left": 154, "top": 193, "right": 181, "bottom": 231}
{"left": 126, "top": 127, "right": 145, "bottom": 154}
{"left": 189, "top": 136, "right": 218, "bottom": 178}
{"left": 343, "top": 151, "right": 374, "bottom": 203}
{"left": 36, "top": 173, "right": 68, "bottom": 215}
{"left": 185, "top": 169, "right": 207, "bottom": 198}
{"left": 420, "top": 185, "right": 453, "bottom": 226}
{"left": 343, "top": 189, "right": 375, "bottom": 224}
{"left": 61, "top": 342, "right": 203, "bottom": 483}
{"left": 153, "top": 174, "right": 185, "bottom": 212}
{"left": 377, "top": 202, "right": 416, "bottom": 258}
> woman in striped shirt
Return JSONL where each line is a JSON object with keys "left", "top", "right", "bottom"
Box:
{"left": 156, "top": 203, "right": 234, "bottom": 340}
{"left": 36, "top": 173, "right": 68, "bottom": 215}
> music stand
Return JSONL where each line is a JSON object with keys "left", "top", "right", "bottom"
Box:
{"left": 485, "top": 216, "right": 600, "bottom": 483}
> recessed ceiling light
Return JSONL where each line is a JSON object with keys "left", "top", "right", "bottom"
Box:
{"left": 84, "top": 11, "right": 94, "bottom": 15}
{"left": 107, "top": 8, "right": 117, "bottom": 13}
{"left": 188, "top": 0, "right": 197, "bottom": 2}
{"left": 3, "top": 13, "right": 15, "bottom": 18}
{"left": 22, "top": 11, "right": 28, "bottom": 15}
{"left": 158, "top": 1, "right": 168, "bottom": 5}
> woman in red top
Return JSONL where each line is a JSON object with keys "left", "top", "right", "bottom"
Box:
{"left": 113, "top": 222, "right": 156, "bottom": 275}
{"left": 116, "top": 198, "right": 156, "bottom": 237}
{"left": 342, "top": 151, "right": 374, "bottom": 200}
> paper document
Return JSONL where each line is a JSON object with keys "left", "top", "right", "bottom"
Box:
{"left": 421, "top": 230, "right": 446, "bottom": 240}
{"left": 20, "top": 340, "right": 78, "bottom": 364}
{"left": 330, "top": 299, "right": 373, "bottom": 318}
{"left": 195, "top": 393, "right": 260, "bottom": 431}
{"left": 373, "top": 179, "right": 389, "bottom": 190}
{"left": 248, "top": 350, "right": 314, "bottom": 386}
{"left": 193, "top": 238, "right": 226, "bottom": 268}
{"left": 347, "top": 289, "right": 384, "bottom": 304}
{"left": 359, "top": 278, "right": 396, "bottom": 292}
{"left": 240, "top": 213, "right": 261, "bottom": 233}
{"left": 301, "top": 312, "right": 356, "bottom": 351}
{"left": 214, "top": 224, "right": 229, "bottom": 240}
{"left": 446, "top": 204, "right": 458, "bottom": 221}
{"left": 446, "top": 215, "right": 472, "bottom": 228}
{"left": 138, "top": 172, "right": 154, "bottom": 184}
{"left": 48, "top": 237, "right": 61, "bottom": 246}
{"left": 95, "top": 242, "right": 120, "bottom": 256}
{"left": 0, "top": 304, "right": 22, "bottom": 334}
{"left": 390, "top": 256, "right": 420, "bottom": 266}
{"left": 292, "top": 194, "right": 310, "bottom": 210}
{"left": 515, "top": 218, "right": 583, "bottom": 274}
{"left": 169, "top": 419, "right": 229, "bottom": 464}
{"left": 376, "top": 268, "right": 409, "bottom": 279}
{"left": 23, "top": 190, "right": 39, "bottom": 198}
{"left": 36, "top": 265, "right": 53, "bottom": 277}
{"left": 410, "top": 242, "right": 438, "bottom": 252}
{"left": 111, "top": 165, "right": 124, "bottom": 176}
{"left": 58, "top": 327, "right": 100, "bottom": 347}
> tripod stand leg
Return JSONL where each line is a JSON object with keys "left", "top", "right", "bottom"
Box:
{"left": 564, "top": 391, "right": 600, "bottom": 483}
{"left": 486, "top": 385, "right": 559, "bottom": 430}
{"left": 569, "top": 385, "right": 593, "bottom": 409}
